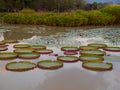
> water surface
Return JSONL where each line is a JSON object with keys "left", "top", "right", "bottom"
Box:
{"left": 0, "top": 24, "right": 120, "bottom": 90}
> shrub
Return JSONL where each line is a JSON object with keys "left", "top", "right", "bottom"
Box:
{"left": 86, "top": 10, "right": 115, "bottom": 25}
{"left": 19, "top": 9, "right": 36, "bottom": 14}
{"left": 75, "top": 9, "right": 86, "bottom": 16}
{"left": 2, "top": 6, "right": 118, "bottom": 26}
{"left": 57, "top": 13, "right": 88, "bottom": 26}
{"left": 101, "top": 5, "right": 120, "bottom": 24}
{"left": 0, "top": 13, "right": 6, "bottom": 23}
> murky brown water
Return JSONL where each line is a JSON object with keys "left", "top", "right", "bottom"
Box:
{"left": 0, "top": 24, "right": 120, "bottom": 90}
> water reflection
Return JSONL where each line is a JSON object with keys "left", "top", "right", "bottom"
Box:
{"left": 104, "top": 71, "right": 120, "bottom": 90}
{"left": 35, "top": 68, "right": 109, "bottom": 90}
{"left": 0, "top": 32, "right": 4, "bottom": 41}
{"left": 0, "top": 69, "right": 47, "bottom": 90}
{"left": 0, "top": 62, "right": 7, "bottom": 74}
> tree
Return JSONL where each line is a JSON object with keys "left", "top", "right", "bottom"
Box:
{"left": 0, "top": 0, "right": 5, "bottom": 12}
{"left": 73, "top": 0, "right": 86, "bottom": 9}
{"left": 1, "top": 0, "right": 87, "bottom": 12}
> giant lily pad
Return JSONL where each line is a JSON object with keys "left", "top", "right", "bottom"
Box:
{"left": 6, "top": 61, "right": 36, "bottom": 71}
{"left": 13, "top": 44, "right": 30, "bottom": 48}
{"left": 64, "top": 51, "right": 78, "bottom": 55}
{"left": 80, "top": 50, "right": 106, "bottom": 56}
{"left": 2, "top": 40, "right": 18, "bottom": 43}
{"left": 35, "top": 49, "right": 53, "bottom": 54}
{"left": 88, "top": 43, "right": 107, "bottom": 48}
{"left": 0, "top": 41, "right": 5, "bottom": 45}
{"left": 82, "top": 62, "right": 113, "bottom": 71}
{"left": 14, "top": 48, "right": 34, "bottom": 53}
{"left": 0, "top": 52, "right": 17, "bottom": 60}
{"left": 30, "top": 45, "right": 46, "bottom": 50}
{"left": 0, "top": 44, "right": 8, "bottom": 47}
{"left": 57, "top": 56, "right": 79, "bottom": 63}
{"left": 61, "top": 46, "right": 79, "bottom": 52}
{"left": 79, "top": 55, "right": 104, "bottom": 62}
{"left": 18, "top": 52, "right": 40, "bottom": 59}
{"left": 103, "top": 47, "right": 120, "bottom": 52}
{"left": 0, "top": 47, "right": 8, "bottom": 51}
{"left": 79, "top": 46, "right": 98, "bottom": 50}
{"left": 104, "top": 56, "right": 120, "bottom": 61}
{"left": 37, "top": 60, "right": 63, "bottom": 69}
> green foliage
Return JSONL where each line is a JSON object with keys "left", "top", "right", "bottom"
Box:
{"left": 19, "top": 9, "right": 36, "bottom": 14}
{"left": 57, "top": 13, "right": 88, "bottom": 26}
{"left": 86, "top": 10, "right": 115, "bottom": 25}
{"left": 43, "top": 13, "right": 58, "bottom": 26}
{"left": 2, "top": 6, "right": 119, "bottom": 26}
{"left": 0, "top": 0, "right": 87, "bottom": 12}
{"left": 101, "top": 5, "right": 120, "bottom": 24}
{"left": 3, "top": 12, "right": 88, "bottom": 26}
{"left": 0, "top": 13, "right": 7, "bottom": 23}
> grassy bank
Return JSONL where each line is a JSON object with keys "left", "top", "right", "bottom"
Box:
{"left": 1, "top": 5, "right": 120, "bottom": 27}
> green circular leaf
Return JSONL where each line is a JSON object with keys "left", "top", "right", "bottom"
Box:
{"left": 0, "top": 52, "right": 17, "bottom": 60}
{"left": 57, "top": 56, "right": 79, "bottom": 63}
{"left": 80, "top": 55, "right": 104, "bottom": 62}
{"left": 61, "top": 46, "right": 79, "bottom": 52}
{"left": 30, "top": 45, "right": 46, "bottom": 50}
{"left": 3, "top": 40, "right": 18, "bottom": 43}
{"left": 18, "top": 52, "right": 40, "bottom": 59}
{"left": 82, "top": 62, "right": 113, "bottom": 71}
{"left": 80, "top": 50, "right": 106, "bottom": 56}
{"left": 79, "top": 46, "right": 98, "bottom": 50}
{"left": 13, "top": 44, "right": 30, "bottom": 48}
{"left": 88, "top": 43, "right": 107, "bottom": 48}
{"left": 35, "top": 49, "right": 53, "bottom": 54}
{"left": 103, "top": 47, "right": 120, "bottom": 52}
{"left": 37, "top": 60, "right": 63, "bottom": 69}
{"left": 14, "top": 48, "right": 34, "bottom": 53}
{"left": 6, "top": 61, "right": 36, "bottom": 71}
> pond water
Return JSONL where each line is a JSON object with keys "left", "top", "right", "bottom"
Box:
{"left": 0, "top": 24, "right": 120, "bottom": 90}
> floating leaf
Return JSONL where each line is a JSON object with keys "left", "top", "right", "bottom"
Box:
{"left": 18, "top": 52, "right": 40, "bottom": 59}
{"left": 103, "top": 47, "right": 120, "bottom": 52}
{"left": 37, "top": 60, "right": 63, "bottom": 69}
{"left": 0, "top": 52, "right": 17, "bottom": 60}
{"left": 79, "top": 55, "right": 104, "bottom": 62}
{"left": 35, "top": 49, "right": 53, "bottom": 54}
{"left": 80, "top": 50, "right": 106, "bottom": 56}
{"left": 6, "top": 61, "right": 36, "bottom": 71}
{"left": 82, "top": 62, "right": 113, "bottom": 71}
{"left": 57, "top": 56, "right": 79, "bottom": 63}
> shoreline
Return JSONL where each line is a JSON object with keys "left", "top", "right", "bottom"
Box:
{"left": 0, "top": 23, "right": 120, "bottom": 28}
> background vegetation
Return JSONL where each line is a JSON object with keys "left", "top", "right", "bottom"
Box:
{"left": 2, "top": 5, "right": 120, "bottom": 26}
{"left": 0, "top": 0, "right": 119, "bottom": 26}
{"left": 0, "top": 0, "right": 113, "bottom": 12}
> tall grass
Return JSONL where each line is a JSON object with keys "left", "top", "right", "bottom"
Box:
{"left": 2, "top": 6, "right": 120, "bottom": 26}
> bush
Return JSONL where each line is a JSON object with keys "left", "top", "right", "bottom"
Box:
{"left": 19, "top": 9, "right": 36, "bottom": 14}
{"left": 57, "top": 13, "right": 88, "bottom": 26}
{"left": 86, "top": 10, "right": 115, "bottom": 25}
{"left": 2, "top": 6, "right": 119, "bottom": 26}
{"left": 101, "top": 5, "right": 120, "bottom": 24}
{"left": 0, "top": 13, "right": 7, "bottom": 23}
